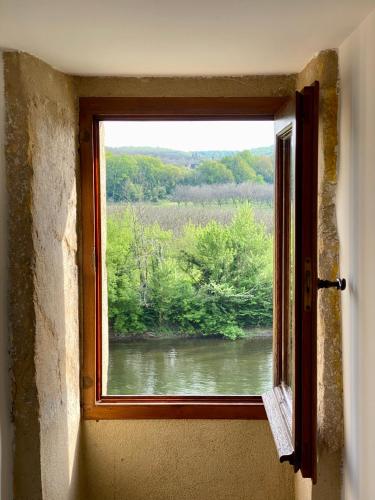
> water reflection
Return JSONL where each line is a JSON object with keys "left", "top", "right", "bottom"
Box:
{"left": 107, "top": 332, "right": 273, "bottom": 395}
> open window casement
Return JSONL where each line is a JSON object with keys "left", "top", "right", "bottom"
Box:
{"left": 263, "top": 82, "right": 319, "bottom": 482}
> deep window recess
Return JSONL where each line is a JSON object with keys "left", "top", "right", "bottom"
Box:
{"left": 79, "top": 93, "right": 327, "bottom": 475}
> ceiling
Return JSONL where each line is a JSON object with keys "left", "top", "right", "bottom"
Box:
{"left": 0, "top": 0, "right": 374, "bottom": 76}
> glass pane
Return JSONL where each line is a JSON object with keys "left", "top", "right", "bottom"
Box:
{"left": 287, "top": 141, "right": 295, "bottom": 389}
{"left": 100, "top": 120, "right": 275, "bottom": 395}
{"left": 281, "top": 136, "right": 295, "bottom": 390}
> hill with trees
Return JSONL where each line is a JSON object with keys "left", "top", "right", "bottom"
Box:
{"left": 106, "top": 145, "right": 274, "bottom": 168}
{"left": 106, "top": 147, "right": 274, "bottom": 203}
{"left": 106, "top": 146, "right": 242, "bottom": 167}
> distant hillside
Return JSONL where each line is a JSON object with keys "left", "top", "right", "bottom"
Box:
{"left": 250, "top": 145, "right": 274, "bottom": 157}
{"left": 106, "top": 145, "right": 274, "bottom": 168}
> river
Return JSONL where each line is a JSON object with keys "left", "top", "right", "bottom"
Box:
{"left": 106, "top": 331, "right": 273, "bottom": 395}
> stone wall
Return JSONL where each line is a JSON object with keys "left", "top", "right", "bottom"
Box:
{"left": 76, "top": 74, "right": 296, "bottom": 98}
{"left": 3, "top": 49, "right": 344, "bottom": 500}
{"left": 295, "top": 50, "right": 343, "bottom": 500}
{"left": 0, "top": 50, "right": 13, "bottom": 500}
{"left": 4, "top": 52, "right": 81, "bottom": 500}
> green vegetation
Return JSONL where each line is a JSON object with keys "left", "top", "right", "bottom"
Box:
{"left": 107, "top": 145, "right": 274, "bottom": 167}
{"left": 107, "top": 204, "right": 273, "bottom": 340}
{"left": 106, "top": 146, "right": 274, "bottom": 340}
{"left": 108, "top": 200, "right": 274, "bottom": 235}
{"left": 106, "top": 148, "right": 274, "bottom": 203}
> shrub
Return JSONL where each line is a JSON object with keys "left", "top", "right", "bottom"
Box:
{"left": 106, "top": 203, "right": 273, "bottom": 339}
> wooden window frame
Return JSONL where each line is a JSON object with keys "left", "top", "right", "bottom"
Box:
{"left": 79, "top": 96, "right": 288, "bottom": 420}
{"left": 262, "top": 83, "right": 319, "bottom": 482}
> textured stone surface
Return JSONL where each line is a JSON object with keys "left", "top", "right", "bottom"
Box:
{"left": 4, "top": 52, "right": 43, "bottom": 500}
{"left": 4, "top": 49, "right": 344, "bottom": 500}
{"left": 77, "top": 74, "right": 296, "bottom": 98}
{"left": 4, "top": 52, "right": 81, "bottom": 500}
{"left": 296, "top": 50, "right": 343, "bottom": 500}
{"left": 0, "top": 50, "right": 13, "bottom": 500}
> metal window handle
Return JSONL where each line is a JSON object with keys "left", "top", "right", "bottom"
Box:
{"left": 317, "top": 278, "right": 346, "bottom": 291}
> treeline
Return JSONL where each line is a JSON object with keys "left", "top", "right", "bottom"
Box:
{"left": 107, "top": 204, "right": 273, "bottom": 340}
{"left": 106, "top": 150, "right": 274, "bottom": 202}
{"left": 106, "top": 145, "right": 274, "bottom": 167}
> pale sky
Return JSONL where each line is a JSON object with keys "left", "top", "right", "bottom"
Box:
{"left": 104, "top": 121, "right": 274, "bottom": 151}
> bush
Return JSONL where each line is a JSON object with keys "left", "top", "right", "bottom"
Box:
{"left": 106, "top": 203, "right": 273, "bottom": 339}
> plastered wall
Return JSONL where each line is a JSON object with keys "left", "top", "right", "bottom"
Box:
{"left": 82, "top": 420, "right": 293, "bottom": 500}
{"left": 294, "top": 50, "right": 343, "bottom": 500}
{"left": 338, "top": 9, "right": 375, "bottom": 500}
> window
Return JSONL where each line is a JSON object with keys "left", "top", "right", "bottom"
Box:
{"left": 103, "top": 120, "right": 274, "bottom": 398}
{"left": 80, "top": 93, "right": 319, "bottom": 480}
{"left": 263, "top": 83, "right": 319, "bottom": 482}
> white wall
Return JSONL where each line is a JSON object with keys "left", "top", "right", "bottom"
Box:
{"left": 338, "top": 8, "right": 375, "bottom": 500}
{"left": 0, "top": 50, "right": 13, "bottom": 500}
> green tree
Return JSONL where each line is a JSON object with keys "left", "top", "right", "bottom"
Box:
{"left": 193, "top": 160, "right": 234, "bottom": 185}
{"left": 106, "top": 203, "right": 273, "bottom": 339}
{"left": 106, "top": 154, "right": 192, "bottom": 202}
{"left": 222, "top": 155, "right": 257, "bottom": 183}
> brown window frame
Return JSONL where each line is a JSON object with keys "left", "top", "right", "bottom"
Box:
{"left": 262, "top": 83, "right": 319, "bottom": 482}
{"left": 79, "top": 96, "right": 288, "bottom": 420}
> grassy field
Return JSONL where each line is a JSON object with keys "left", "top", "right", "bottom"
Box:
{"left": 107, "top": 201, "right": 273, "bottom": 235}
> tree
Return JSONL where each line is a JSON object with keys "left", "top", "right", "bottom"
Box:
{"left": 222, "top": 155, "right": 257, "bottom": 183}
{"left": 193, "top": 160, "right": 234, "bottom": 185}
{"left": 106, "top": 204, "right": 273, "bottom": 339}
{"left": 251, "top": 155, "right": 274, "bottom": 183}
{"left": 106, "top": 153, "right": 192, "bottom": 202}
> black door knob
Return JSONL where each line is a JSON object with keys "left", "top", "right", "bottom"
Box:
{"left": 317, "top": 278, "right": 346, "bottom": 291}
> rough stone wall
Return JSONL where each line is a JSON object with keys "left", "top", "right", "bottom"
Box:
{"left": 295, "top": 50, "right": 343, "bottom": 500}
{"left": 4, "top": 52, "right": 297, "bottom": 500}
{"left": 0, "top": 50, "right": 13, "bottom": 500}
{"left": 4, "top": 52, "right": 81, "bottom": 500}
{"left": 4, "top": 52, "right": 43, "bottom": 500}
{"left": 3, "top": 49, "right": 344, "bottom": 500}
{"left": 76, "top": 74, "right": 296, "bottom": 97}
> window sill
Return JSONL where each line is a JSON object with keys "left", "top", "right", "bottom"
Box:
{"left": 83, "top": 396, "right": 267, "bottom": 420}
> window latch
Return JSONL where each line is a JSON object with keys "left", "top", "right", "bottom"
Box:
{"left": 317, "top": 278, "right": 346, "bottom": 291}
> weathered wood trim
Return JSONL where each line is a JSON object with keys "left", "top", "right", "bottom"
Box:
{"left": 263, "top": 386, "right": 294, "bottom": 463}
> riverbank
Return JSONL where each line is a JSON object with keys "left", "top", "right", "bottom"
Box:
{"left": 108, "top": 327, "right": 273, "bottom": 343}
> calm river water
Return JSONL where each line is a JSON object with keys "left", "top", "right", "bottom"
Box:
{"left": 107, "top": 331, "right": 273, "bottom": 395}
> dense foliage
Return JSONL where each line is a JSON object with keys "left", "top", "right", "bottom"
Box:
{"left": 106, "top": 149, "right": 274, "bottom": 202}
{"left": 107, "top": 204, "right": 273, "bottom": 340}
{"left": 107, "top": 145, "right": 274, "bottom": 167}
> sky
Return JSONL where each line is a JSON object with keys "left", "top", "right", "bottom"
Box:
{"left": 104, "top": 120, "right": 274, "bottom": 151}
